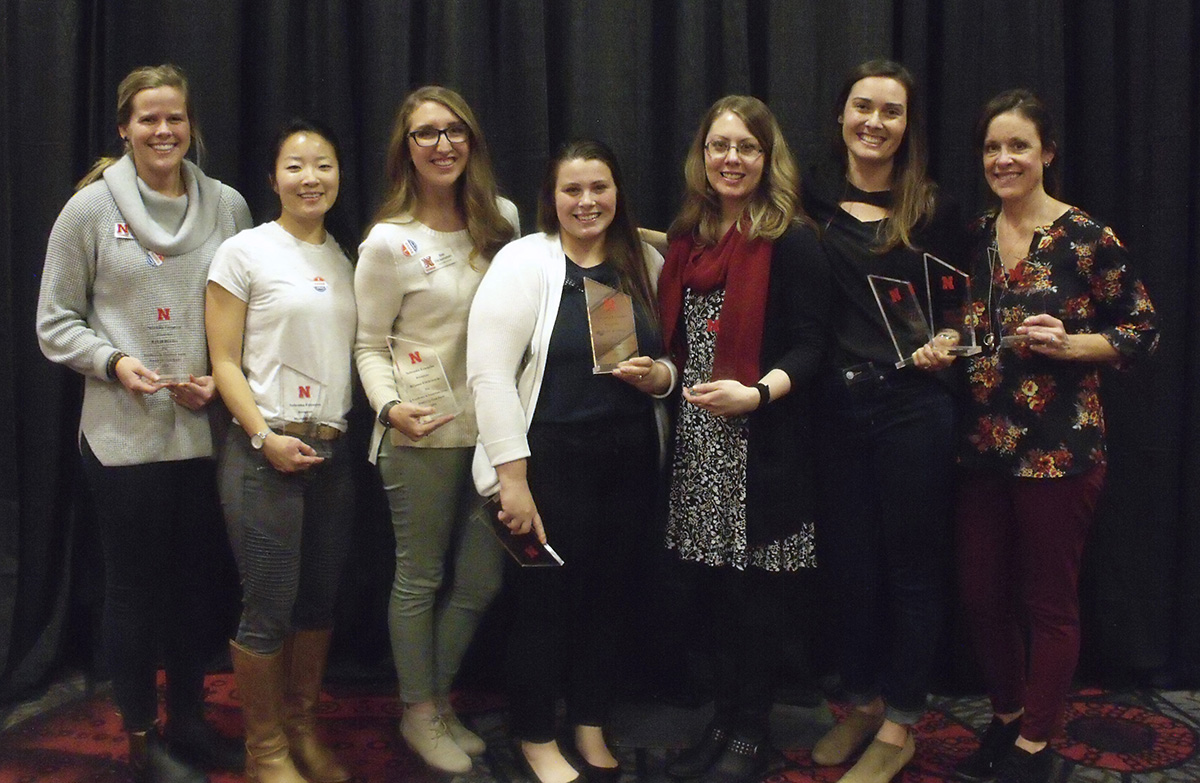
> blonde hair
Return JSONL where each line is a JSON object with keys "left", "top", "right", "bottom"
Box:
{"left": 371, "top": 86, "right": 514, "bottom": 262}
{"left": 76, "top": 64, "right": 203, "bottom": 191}
{"left": 668, "top": 95, "right": 803, "bottom": 245}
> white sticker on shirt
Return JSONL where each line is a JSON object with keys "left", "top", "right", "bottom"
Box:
{"left": 145, "top": 251, "right": 165, "bottom": 267}
{"left": 279, "top": 366, "right": 324, "bottom": 420}
{"left": 419, "top": 250, "right": 456, "bottom": 274}
{"left": 312, "top": 276, "right": 329, "bottom": 293}
{"left": 114, "top": 222, "right": 133, "bottom": 239}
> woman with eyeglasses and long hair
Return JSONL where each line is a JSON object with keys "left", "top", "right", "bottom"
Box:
{"left": 354, "top": 85, "right": 519, "bottom": 775}
{"left": 657, "top": 95, "right": 828, "bottom": 783}
{"left": 916, "top": 89, "right": 1157, "bottom": 783}
{"left": 36, "top": 63, "right": 251, "bottom": 783}
{"left": 803, "top": 59, "right": 965, "bottom": 783}
{"left": 468, "top": 139, "right": 670, "bottom": 783}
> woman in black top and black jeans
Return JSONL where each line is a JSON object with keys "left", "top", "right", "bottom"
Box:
{"left": 804, "top": 59, "right": 965, "bottom": 783}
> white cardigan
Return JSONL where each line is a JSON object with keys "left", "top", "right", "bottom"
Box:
{"left": 466, "top": 232, "right": 674, "bottom": 496}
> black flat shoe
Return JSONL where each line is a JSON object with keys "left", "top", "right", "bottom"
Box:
{"left": 701, "top": 735, "right": 769, "bottom": 783}
{"left": 953, "top": 716, "right": 1022, "bottom": 782}
{"left": 129, "top": 728, "right": 209, "bottom": 783}
{"left": 581, "top": 759, "right": 622, "bottom": 783}
{"left": 513, "top": 746, "right": 585, "bottom": 783}
{"left": 996, "top": 746, "right": 1054, "bottom": 783}
{"left": 666, "top": 723, "right": 729, "bottom": 779}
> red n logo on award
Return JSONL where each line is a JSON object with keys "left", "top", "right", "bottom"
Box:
{"left": 408, "top": 351, "right": 422, "bottom": 365}
{"left": 942, "top": 275, "right": 956, "bottom": 290}
{"left": 889, "top": 288, "right": 902, "bottom": 303}
{"left": 298, "top": 386, "right": 311, "bottom": 399}
{"left": 157, "top": 307, "right": 171, "bottom": 320}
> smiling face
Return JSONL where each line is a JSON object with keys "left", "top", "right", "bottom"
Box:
{"left": 273, "top": 131, "right": 339, "bottom": 236}
{"left": 120, "top": 86, "right": 191, "bottom": 193}
{"left": 703, "top": 111, "right": 765, "bottom": 211}
{"left": 839, "top": 76, "right": 908, "bottom": 168}
{"left": 407, "top": 100, "right": 470, "bottom": 194}
{"left": 554, "top": 157, "right": 617, "bottom": 250}
{"left": 982, "top": 110, "right": 1054, "bottom": 203}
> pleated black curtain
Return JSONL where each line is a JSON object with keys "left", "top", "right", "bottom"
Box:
{"left": 2, "top": 0, "right": 1197, "bottom": 701}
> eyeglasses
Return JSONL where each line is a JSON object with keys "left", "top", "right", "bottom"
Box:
{"left": 704, "top": 139, "right": 764, "bottom": 160}
{"left": 408, "top": 124, "right": 470, "bottom": 147}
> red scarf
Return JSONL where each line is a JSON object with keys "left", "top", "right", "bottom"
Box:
{"left": 658, "top": 225, "right": 773, "bottom": 386}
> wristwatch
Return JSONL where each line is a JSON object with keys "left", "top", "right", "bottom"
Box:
{"left": 250, "top": 430, "right": 271, "bottom": 450}
{"left": 379, "top": 399, "right": 402, "bottom": 428}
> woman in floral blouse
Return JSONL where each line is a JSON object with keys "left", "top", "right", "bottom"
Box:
{"left": 917, "top": 89, "right": 1157, "bottom": 783}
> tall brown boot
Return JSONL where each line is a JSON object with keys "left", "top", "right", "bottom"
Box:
{"left": 282, "top": 630, "right": 351, "bottom": 783}
{"left": 230, "top": 640, "right": 308, "bottom": 783}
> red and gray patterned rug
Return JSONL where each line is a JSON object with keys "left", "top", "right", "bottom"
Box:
{"left": 2, "top": 675, "right": 1197, "bottom": 782}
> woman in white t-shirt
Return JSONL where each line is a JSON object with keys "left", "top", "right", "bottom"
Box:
{"left": 353, "top": 86, "right": 518, "bottom": 774}
{"left": 206, "top": 119, "right": 357, "bottom": 783}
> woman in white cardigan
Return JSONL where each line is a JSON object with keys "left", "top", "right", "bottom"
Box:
{"left": 353, "top": 86, "right": 519, "bottom": 775}
{"left": 468, "top": 139, "right": 675, "bottom": 783}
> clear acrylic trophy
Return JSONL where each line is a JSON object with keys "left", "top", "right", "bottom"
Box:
{"left": 583, "top": 277, "right": 638, "bottom": 374}
{"left": 388, "top": 336, "right": 460, "bottom": 422}
{"left": 868, "top": 274, "right": 932, "bottom": 369}
{"left": 924, "top": 253, "right": 983, "bottom": 356}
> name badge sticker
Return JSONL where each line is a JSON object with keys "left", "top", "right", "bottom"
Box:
{"left": 419, "top": 250, "right": 456, "bottom": 275}
{"left": 114, "top": 223, "right": 133, "bottom": 239}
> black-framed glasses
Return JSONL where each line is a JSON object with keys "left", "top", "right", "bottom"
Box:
{"left": 409, "top": 124, "right": 470, "bottom": 147}
{"left": 704, "top": 138, "right": 763, "bottom": 160}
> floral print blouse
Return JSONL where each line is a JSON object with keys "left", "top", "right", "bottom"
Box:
{"left": 959, "top": 208, "right": 1158, "bottom": 478}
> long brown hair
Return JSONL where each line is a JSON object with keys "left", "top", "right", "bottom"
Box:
{"left": 76, "top": 64, "right": 204, "bottom": 191}
{"left": 833, "top": 59, "right": 937, "bottom": 252}
{"left": 537, "top": 139, "right": 658, "bottom": 324}
{"left": 371, "top": 86, "right": 514, "bottom": 263}
{"left": 668, "top": 95, "right": 802, "bottom": 246}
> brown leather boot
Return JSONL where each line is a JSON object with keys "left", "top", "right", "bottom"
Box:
{"left": 282, "top": 630, "right": 351, "bottom": 783}
{"left": 230, "top": 640, "right": 308, "bottom": 783}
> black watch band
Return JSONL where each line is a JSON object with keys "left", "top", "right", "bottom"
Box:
{"left": 378, "top": 399, "right": 402, "bottom": 428}
{"left": 754, "top": 382, "right": 770, "bottom": 410}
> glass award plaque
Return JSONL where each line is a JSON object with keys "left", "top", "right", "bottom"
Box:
{"left": 279, "top": 366, "right": 325, "bottom": 421}
{"left": 924, "top": 253, "right": 982, "bottom": 356}
{"left": 868, "top": 274, "right": 931, "bottom": 368}
{"left": 583, "top": 277, "right": 638, "bottom": 374}
{"left": 985, "top": 247, "right": 1030, "bottom": 349}
{"left": 481, "top": 496, "right": 564, "bottom": 567}
{"left": 142, "top": 304, "right": 190, "bottom": 384}
{"left": 388, "top": 336, "right": 460, "bottom": 421}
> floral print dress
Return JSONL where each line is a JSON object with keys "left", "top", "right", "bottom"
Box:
{"left": 959, "top": 208, "right": 1158, "bottom": 478}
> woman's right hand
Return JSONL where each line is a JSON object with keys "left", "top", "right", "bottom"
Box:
{"left": 498, "top": 478, "right": 547, "bottom": 544}
{"left": 911, "top": 331, "right": 959, "bottom": 371}
{"left": 114, "top": 355, "right": 167, "bottom": 395}
{"left": 388, "top": 402, "right": 455, "bottom": 441}
{"left": 261, "top": 433, "right": 324, "bottom": 473}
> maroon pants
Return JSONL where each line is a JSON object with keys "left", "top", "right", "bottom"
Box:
{"left": 955, "top": 464, "right": 1105, "bottom": 741}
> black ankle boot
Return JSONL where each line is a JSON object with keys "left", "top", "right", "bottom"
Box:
{"left": 954, "top": 716, "right": 1022, "bottom": 782}
{"left": 129, "top": 726, "right": 209, "bottom": 783}
{"left": 666, "top": 722, "right": 730, "bottom": 778}
{"left": 165, "top": 715, "right": 245, "bottom": 771}
{"left": 703, "top": 734, "right": 769, "bottom": 783}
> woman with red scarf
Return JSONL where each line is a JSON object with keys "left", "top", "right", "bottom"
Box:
{"left": 658, "top": 95, "right": 829, "bottom": 783}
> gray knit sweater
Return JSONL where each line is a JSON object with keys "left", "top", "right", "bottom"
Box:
{"left": 37, "top": 155, "right": 252, "bottom": 466}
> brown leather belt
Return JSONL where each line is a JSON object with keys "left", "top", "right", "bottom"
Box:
{"left": 276, "top": 422, "right": 343, "bottom": 441}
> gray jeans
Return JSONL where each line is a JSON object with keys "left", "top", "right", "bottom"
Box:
{"left": 219, "top": 427, "right": 353, "bottom": 654}
{"left": 378, "top": 442, "right": 504, "bottom": 703}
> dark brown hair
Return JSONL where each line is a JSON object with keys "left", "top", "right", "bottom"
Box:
{"left": 975, "top": 88, "right": 1062, "bottom": 197}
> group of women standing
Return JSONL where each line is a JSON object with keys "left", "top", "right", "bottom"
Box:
{"left": 36, "top": 56, "right": 1157, "bottom": 783}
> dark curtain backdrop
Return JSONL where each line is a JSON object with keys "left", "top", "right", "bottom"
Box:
{"left": 2, "top": 1, "right": 1197, "bottom": 702}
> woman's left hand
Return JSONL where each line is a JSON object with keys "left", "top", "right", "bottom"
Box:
{"left": 612, "top": 356, "right": 669, "bottom": 395}
{"left": 1017, "top": 314, "right": 1072, "bottom": 358}
{"left": 169, "top": 375, "right": 216, "bottom": 410}
{"left": 683, "top": 380, "right": 758, "bottom": 417}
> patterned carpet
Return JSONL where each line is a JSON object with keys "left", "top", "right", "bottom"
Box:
{"left": 1, "top": 674, "right": 1197, "bottom": 782}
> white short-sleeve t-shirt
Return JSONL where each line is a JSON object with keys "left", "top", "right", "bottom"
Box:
{"left": 209, "top": 221, "right": 357, "bottom": 429}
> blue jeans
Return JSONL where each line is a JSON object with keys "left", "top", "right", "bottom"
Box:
{"left": 218, "top": 428, "right": 353, "bottom": 654}
{"left": 817, "top": 370, "right": 955, "bottom": 724}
